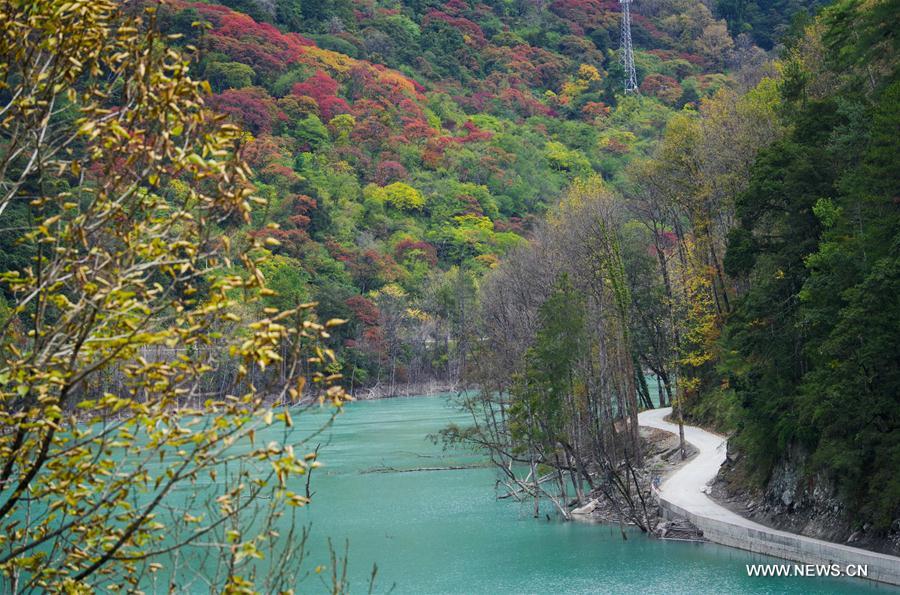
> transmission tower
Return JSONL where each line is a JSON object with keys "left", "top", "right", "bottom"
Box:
{"left": 619, "top": 0, "right": 638, "bottom": 93}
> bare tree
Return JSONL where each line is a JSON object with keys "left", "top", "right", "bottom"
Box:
{"left": 444, "top": 178, "right": 654, "bottom": 532}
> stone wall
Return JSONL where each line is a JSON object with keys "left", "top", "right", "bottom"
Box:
{"left": 657, "top": 496, "right": 900, "bottom": 586}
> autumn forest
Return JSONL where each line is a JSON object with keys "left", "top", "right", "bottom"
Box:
{"left": 0, "top": 0, "right": 897, "bottom": 591}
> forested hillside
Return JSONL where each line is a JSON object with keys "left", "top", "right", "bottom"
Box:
{"left": 1, "top": 0, "right": 897, "bottom": 590}
{"left": 713, "top": 0, "right": 899, "bottom": 542}
{"left": 460, "top": 0, "right": 899, "bottom": 549}
{"left": 144, "top": 0, "right": 899, "bottom": 542}
{"left": 140, "top": 0, "right": 768, "bottom": 394}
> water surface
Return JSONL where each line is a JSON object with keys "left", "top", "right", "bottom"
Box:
{"left": 281, "top": 395, "right": 889, "bottom": 594}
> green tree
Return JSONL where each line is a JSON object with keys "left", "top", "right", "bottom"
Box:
{"left": 720, "top": 0, "right": 899, "bottom": 531}
{"left": 511, "top": 274, "right": 586, "bottom": 450}
{"left": 793, "top": 79, "right": 900, "bottom": 529}
{"left": 365, "top": 182, "right": 426, "bottom": 211}
{"left": 293, "top": 114, "right": 331, "bottom": 149}
{"left": 205, "top": 60, "right": 256, "bottom": 92}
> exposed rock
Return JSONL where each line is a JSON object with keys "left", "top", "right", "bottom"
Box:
{"left": 570, "top": 499, "right": 599, "bottom": 516}
{"left": 710, "top": 440, "right": 900, "bottom": 557}
{"left": 724, "top": 439, "right": 741, "bottom": 465}
{"left": 653, "top": 518, "right": 706, "bottom": 541}
{"left": 780, "top": 489, "right": 793, "bottom": 507}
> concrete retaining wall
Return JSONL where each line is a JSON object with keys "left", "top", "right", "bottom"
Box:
{"left": 657, "top": 496, "right": 900, "bottom": 586}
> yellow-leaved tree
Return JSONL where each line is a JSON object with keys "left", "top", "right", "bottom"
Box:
{"left": 0, "top": 1, "right": 346, "bottom": 591}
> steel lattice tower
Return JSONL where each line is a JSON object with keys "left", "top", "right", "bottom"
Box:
{"left": 619, "top": 0, "right": 638, "bottom": 93}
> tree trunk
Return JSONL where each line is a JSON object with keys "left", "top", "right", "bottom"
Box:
{"left": 555, "top": 452, "right": 569, "bottom": 506}
{"left": 656, "top": 373, "right": 666, "bottom": 407}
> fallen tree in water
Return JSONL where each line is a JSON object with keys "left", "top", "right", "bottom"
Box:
{"left": 360, "top": 464, "right": 487, "bottom": 474}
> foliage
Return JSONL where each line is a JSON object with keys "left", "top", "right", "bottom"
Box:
{"left": 205, "top": 60, "right": 256, "bottom": 91}
{"left": 468, "top": 0, "right": 897, "bottom": 537}
{"left": 150, "top": 0, "right": 800, "bottom": 396}
{"left": 366, "top": 182, "right": 427, "bottom": 211}
{"left": 716, "top": 0, "right": 825, "bottom": 50}
{"left": 0, "top": 1, "right": 345, "bottom": 590}
{"left": 719, "top": 0, "right": 899, "bottom": 529}
{"left": 510, "top": 274, "right": 586, "bottom": 448}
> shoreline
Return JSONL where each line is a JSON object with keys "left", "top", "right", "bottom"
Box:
{"left": 348, "top": 380, "right": 462, "bottom": 401}
{"left": 640, "top": 407, "right": 900, "bottom": 587}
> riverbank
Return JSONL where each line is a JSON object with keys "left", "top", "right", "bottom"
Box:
{"left": 640, "top": 407, "right": 900, "bottom": 586}
{"left": 293, "top": 395, "right": 884, "bottom": 594}
{"left": 662, "top": 410, "right": 900, "bottom": 557}
{"left": 349, "top": 379, "right": 460, "bottom": 400}
{"left": 570, "top": 426, "right": 698, "bottom": 529}
{"left": 710, "top": 449, "right": 900, "bottom": 558}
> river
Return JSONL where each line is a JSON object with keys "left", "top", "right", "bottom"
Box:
{"left": 252, "top": 394, "right": 889, "bottom": 594}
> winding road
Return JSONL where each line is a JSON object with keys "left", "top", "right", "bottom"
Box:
{"left": 638, "top": 407, "right": 900, "bottom": 586}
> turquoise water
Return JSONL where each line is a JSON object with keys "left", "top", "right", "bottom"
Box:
{"left": 9, "top": 394, "right": 890, "bottom": 593}
{"left": 248, "top": 395, "right": 890, "bottom": 594}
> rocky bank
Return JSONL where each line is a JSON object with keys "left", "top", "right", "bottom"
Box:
{"left": 711, "top": 440, "right": 900, "bottom": 557}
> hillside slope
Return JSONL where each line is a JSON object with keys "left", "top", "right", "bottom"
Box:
{"left": 155, "top": 0, "right": 763, "bottom": 392}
